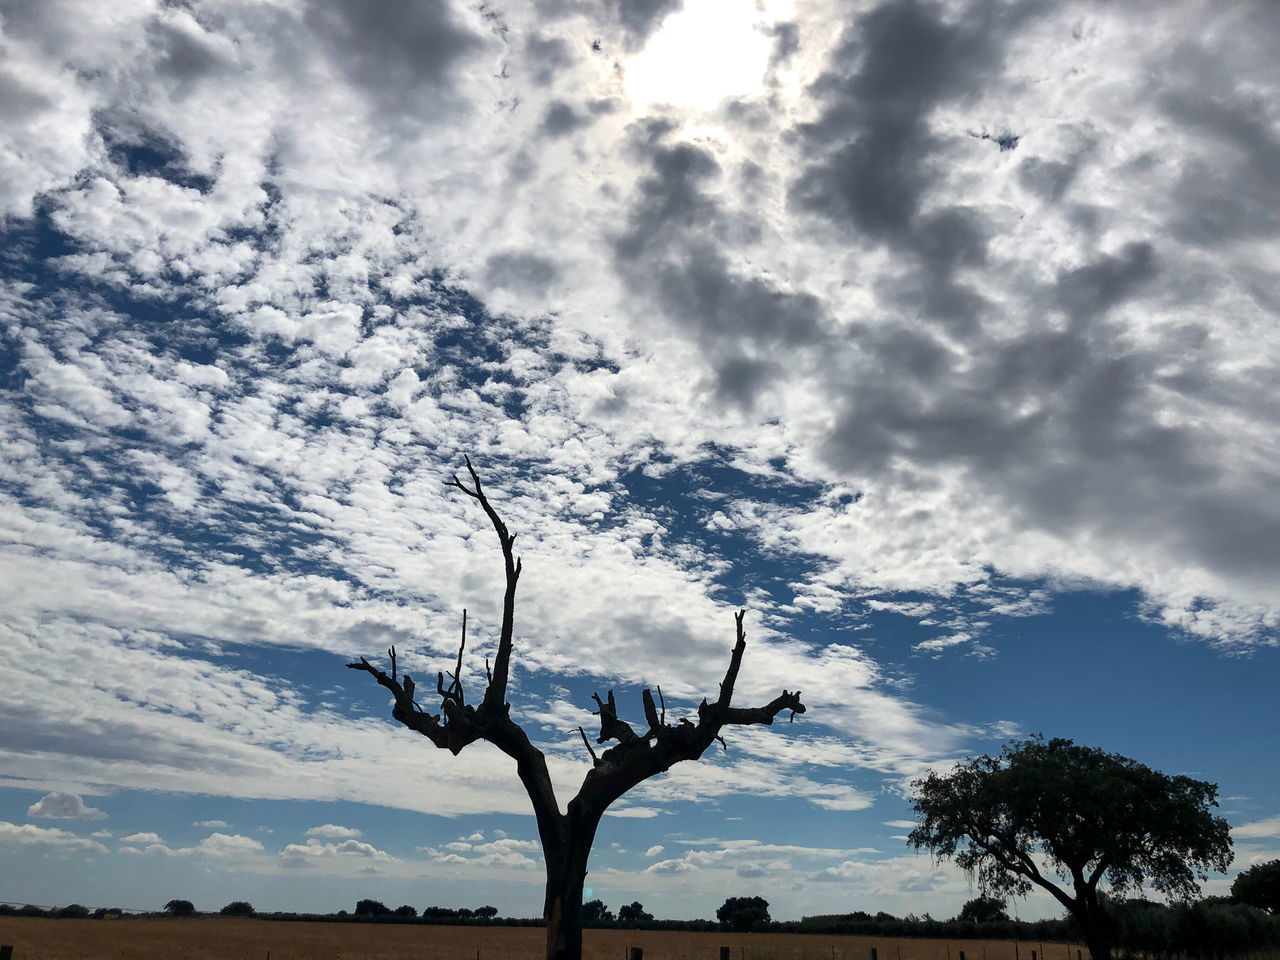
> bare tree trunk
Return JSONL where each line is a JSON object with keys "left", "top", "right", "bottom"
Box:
{"left": 347, "top": 460, "right": 808, "bottom": 960}
{"left": 543, "top": 804, "right": 600, "bottom": 960}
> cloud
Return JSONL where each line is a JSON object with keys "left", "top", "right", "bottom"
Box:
{"left": 194, "top": 819, "right": 228, "bottom": 828}
{"left": 1234, "top": 815, "right": 1280, "bottom": 840}
{"left": 605, "top": 807, "right": 665, "bottom": 819}
{"left": 120, "top": 831, "right": 264, "bottom": 858}
{"left": 306, "top": 824, "right": 364, "bottom": 839}
{"left": 0, "top": 820, "right": 108, "bottom": 855}
{"left": 27, "top": 792, "right": 108, "bottom": 820}
{"left": 279, "top": 836, "right": 398, "bottom": 869}
{"left": 644, "top": 845, "right": 664, "bottom": 857}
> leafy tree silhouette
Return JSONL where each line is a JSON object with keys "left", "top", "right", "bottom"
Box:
{"left": 956, "top": 895, "right": 1008, "bottom": 923}
{"left": 163, "top": 899, "right": 195, "bottom": 916}
{"left": 581, "top": 899, "right": 613, "bottom": 925}
{"left": 348, "top": 458, "right": 807, "bottom": 960}
{"left": 617, "top": 901, "right": 653, "bottom": 925}
{"left": 354, "top": 899, "right": 390, "bottom": 918}
{"left": 717, "top": 895, "right": 770, "bottom": 931}
{"left": 909, "top": 736, "right": 1231, "bottom": 960}
{"left": 1232, "top": 859, "right": 1280, "bottom": 915}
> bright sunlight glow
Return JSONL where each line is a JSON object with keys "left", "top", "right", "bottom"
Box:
{"left": 624, "top": 2, "right": 777, "bottom": 112}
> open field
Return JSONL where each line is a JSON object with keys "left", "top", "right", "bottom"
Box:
{"left": 0, "top": 917, "right": 1090, "bottom": 960}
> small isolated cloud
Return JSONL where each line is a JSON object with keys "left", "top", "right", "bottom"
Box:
{"left": 194, "top": 819, "right": 228, "bottom": 828}
{"left": 305, "top": 824, "right": 363, "bottom": 839}
{"left": 882, "top": 819, "right": 916, "bottom": 829}
{"left": 27, "top": 792, "right": 108, "bottom": 820}
{"left": 1234, "top": 815, "right": 1280, "bottom": 839}
{"left": 604, "top": 806, "right": 663, "bottom": 819}
{"left": 644, "top": 845, "right": 664, "bottom": 857}
{"left": 0, "top": 820, "right": 108, "bottom": 855}
{"left": 466, "top": 831, "right": 485, "bottom": 842}
{"left": 279, "top": 837, "right": 399, "bottom": 869}
{"left": 121, "top": 832, "right": 165, "bottom": 845}
{"left": 646, "top": 858, "right": 698, "bottom": 874}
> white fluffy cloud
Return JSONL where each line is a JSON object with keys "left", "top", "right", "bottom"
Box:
{"left": 0, "top": 820, "right": 108, "bottom": 855}
{"left": 305, "top": 824, "right": 364, "bottom": 839}
{"left": 119, "top": 831, "right": 264, "bottom": 858}
{"left": 27, "top": 791, "right": 107, "bottom": 820}
{"left": 279, "top": 837, "right": 398, "bottom": 869}
{"left": 1234, "top": 815, "right": 1280, "bottom": 840}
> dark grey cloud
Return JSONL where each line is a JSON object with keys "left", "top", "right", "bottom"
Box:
{"left": 147, "top": 14, "right": 234, "bottom": 90}
{"left": 615, "top": 0, "right": 682, "bottom": 49}
{"left": 485, "top": 251, "right": 559, "bottom": 296}
{"left": 613, "top": 128, "right": 828, "bottom": 408}
{"left": 304, "top": 0, "right": 486, "bottom": 118}
{"left": 524, "top": 33, "right": 574, "bottom": 86}
{"left": 789, "top": 0, "right": 1045, "bottom": 332}
{"left": 541, "top": 100, "right": 590, "bottom": 137}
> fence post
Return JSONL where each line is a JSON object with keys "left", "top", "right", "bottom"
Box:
{"left": 0, "top": 946, "right": 11, "bottom": 960}
{"left": 720, "top": 948, "right": 731, "bottom": 960}
{"left": 959, "top": 951, "right": 966, "bottom": 960}
{"left": 871, "top": 948, "right": 878, "bottom": 960}
{"left": 628, "top": 948, "right": 643, "bottom": 960}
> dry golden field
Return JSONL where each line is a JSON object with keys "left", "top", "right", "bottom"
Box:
{"left": 0, "top": 917, "right": 1089, "bottom": 960}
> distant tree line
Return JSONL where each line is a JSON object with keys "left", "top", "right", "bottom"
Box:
{"left": 5, "top": 885, "right": 1278, "bottom": 954}
{"left": 797, "top": 897, "right": 1280, "bottom": 955}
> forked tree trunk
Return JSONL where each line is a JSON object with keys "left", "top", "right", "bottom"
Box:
{"left": 542, "top": 805, "right": 600, "bottom": 960}
{"left": 347, "top": 460, "right": 807, "bottom": 960}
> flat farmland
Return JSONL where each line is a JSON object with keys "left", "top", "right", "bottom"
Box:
{"left": 0, "top": 917, "right": 1088, "bottom": 960}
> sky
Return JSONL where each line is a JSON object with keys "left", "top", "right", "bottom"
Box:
{"left": 1, "top": 0, "right": 1278, "bottom": 925}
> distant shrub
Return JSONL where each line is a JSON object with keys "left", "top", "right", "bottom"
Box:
{"left": 164, "top": 899, "right": 196, "bottom": 916}
{"left": 220, "top": 901, "right": 254, "bottom": 916}
{"left": 57, "top": 904, "right": 91, "bottom": 918}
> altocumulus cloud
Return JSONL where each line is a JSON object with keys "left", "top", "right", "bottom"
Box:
{"left": 0, "top": 0, "right": 1276, "bottom": 924}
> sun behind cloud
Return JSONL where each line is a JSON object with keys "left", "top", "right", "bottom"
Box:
{"left": 624, "top": 0, "right": 779, "bottom": 111}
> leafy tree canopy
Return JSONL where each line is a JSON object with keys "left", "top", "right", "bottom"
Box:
{"left": 393, "top": 904, "right": 418, "bottom": 918}
{"left": 1232, "top": 859, "right": 1280, "bottom": 915}
{"left": 617, "top": 901, "right": 653, "bottom": 924}
{"left": 909, "top": 736, "right": 1232, "bottom": 960}
{"left": 716, "top": 896, "right": 771, "bottom": 932}
{"left": 957, "top": 896, "right": 1009, "bottom": 924}
{"left": 163, "top": 899, "right": 195, "bottom": 916}
{"left": 354, "top": 899, "right": 391, "bottom": 917}
{"left": 219, "top": 901, "right": 254, "bottom": 916}
{"left": 581, "top": 899, "right": 614, "bottom": 924}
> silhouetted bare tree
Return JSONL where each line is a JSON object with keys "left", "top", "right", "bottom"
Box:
{"left": 348, "top": 458, "right": 807, "bottom": 960}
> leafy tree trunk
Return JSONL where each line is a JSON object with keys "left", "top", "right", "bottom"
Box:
{"left": 1082, "top": 929, "right": 1111, "bottom": 960}
{"left": 543, "top": 803, "right": 600, "bottom": 960}
{"left": 1072, "top": 895, "right": 1111, "bottom": 960}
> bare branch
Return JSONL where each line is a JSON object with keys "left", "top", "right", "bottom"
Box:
{"left": 592, "top": 690, "right": 639, "bottom": 745}
{"left": 577, "top": 726, "right": 600, "bottom": 766}
{"left": 445, "top": 457, "right": 522, "bottom": 718}
{"left": 641, "top": 688, "right": 660, "bottom": 737}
